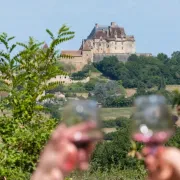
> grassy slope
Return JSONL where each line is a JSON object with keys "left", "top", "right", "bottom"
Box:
{"left": 100, "top": 107, "right": 133, "bottom": 120}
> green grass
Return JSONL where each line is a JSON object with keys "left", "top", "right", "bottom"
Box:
{"left": 100, "top": 107, "right": 133, "bottom": 120}
{"left": 68, "top": 168, "right": 146, "bottom": 180}
{"left": 100, "top": 106, "right": 177, "bottom": 121}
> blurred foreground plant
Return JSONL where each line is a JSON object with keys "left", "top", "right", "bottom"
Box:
{"left": 0, "top": 25, "right": 74, "bottom": 179}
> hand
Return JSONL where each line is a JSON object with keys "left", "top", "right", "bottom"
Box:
{"left": 31, "top": 121, "right": 100, "bottom": 180}
{"left": 143, "top": 146, "right": 180, "bottom": 180}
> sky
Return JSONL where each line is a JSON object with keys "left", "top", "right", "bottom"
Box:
{"left": 1, "top": 0, "right": 180, "bottom": 56}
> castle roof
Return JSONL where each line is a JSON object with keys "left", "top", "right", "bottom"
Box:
{"left": 87, "top": 22, "right": 130, "bottom": 40}
{"left": 79, "top": 40, "right": 92, "bottom": 51}
{"left": 61, "top": 50, "right": 82, "bottom": 57}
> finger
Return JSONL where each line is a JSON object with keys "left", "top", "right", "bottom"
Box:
{"left": 142, "top": 147, "right": 151, "bottom": 157}
{"left": 87, "top": 143, "right": 96, "bottom": 154}
{"left": 135, "top": 152, "right": 143, "bottom": 160}
{"left": 78, "top": 149, "right": 89, "bottom": 170}
{"left": 51, "top": 124, "right": 67, "bottom": 142}
{"left": 50, "top": 168, "right": 64, "bottom": 180}
{"left": 145, "top": 155, "right": 158, "bottom": 173}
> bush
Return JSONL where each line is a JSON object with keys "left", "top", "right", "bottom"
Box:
{"left": 91, "top": 118, "right": 142, "bottom": 171}
{"left": 94, "top": 53, "right": 180, "bottom": 88}
{"left": 102, "top": 117, "right": 129, "bottom": 128}
{"left": 43, "top": 98, "right": 65, "bottom": 119}
{"left": 105, "top": 96, "right": 133, "bottom": 107}
{"left": 0, "top": 116, "right": 58, "bottom": 179}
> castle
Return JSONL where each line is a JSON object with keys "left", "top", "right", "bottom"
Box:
{"left": 61, "top": 22, "right": 151, "bottom": 71}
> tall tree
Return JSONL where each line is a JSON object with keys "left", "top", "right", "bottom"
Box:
{"left": 0, "top": 25, "right": 74, "bottom": 121}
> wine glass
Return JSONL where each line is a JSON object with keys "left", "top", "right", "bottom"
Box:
{"left": 62, "top": 99, "right": 102, "bottom": 149}
{"left": 132, "top": 95, "right": 174, "bottom": 151}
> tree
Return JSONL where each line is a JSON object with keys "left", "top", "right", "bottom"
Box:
{"left": 172, "top": 89, "right": 180, "bottom": 115}
{"left": 0, "top": 25, "right": 74, "bottom": 121}
{"left": 0, "top": 25, "right": 74, "bottom": 179}
{"left": 128, "top": 54, "right": 138, "bottom": 62}
{"left": 157, "top": 53, "right": 169, "bottom": 63}
{"left": 158, "top": 76, "right": 166, "bottom": 90}
{"left": 94, "top": 54, "right": 180, "bottom": 88}
{"left": 93, "top": 80, "right": 125, "bottom": 106}
{"left": 136, "top": 82, "right": 146, "bottom": 95}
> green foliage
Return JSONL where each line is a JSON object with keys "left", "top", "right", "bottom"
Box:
{"left": 70, "top": 167, "right": 146, "bottom": 180}
{"left": 102, "top": 118, "right": 125, "bottom": 128}
{"left": 105, "top": 96, "right": 133, "bottom": 108}
{"left": 93, "top": 80, "right": 125, "bottom": 106}
{"left": 0, "top": 25, "right": 74, "bottom": 179}
{"left": 84, "top": 79, "right": 97, "bottom": 91}
{"left": 71, "top": 64, "right": 98, "bottom": 80}
{"left": 172, "top": 89, "right": 180, "bottom": 108}
{"left": 0, "top": 25, "right": 74, "bottom": 121}
{"left": 43, "top": 98, "right": 66, "bottom": 119}
{"left": 64, "top": 82, "right": 87, "bottom": 93}
{"left": 94, "top": 53, "right": 180, "bottom": 88}
{"left": 166, "top": 127, "right": 180, "bottom": 148}
{"left": 0, "top": 115, "right": 58, "bottom": 179}
{"left": 158, "top": 76, "right": 166, "bottom": 90}
{"left": 91, "top": 118, "right": 143, "bottom": 171}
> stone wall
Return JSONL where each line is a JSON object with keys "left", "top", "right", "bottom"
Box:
{"left": 48, "top": 75, "right": 90, "bottom": 84}
{"left": 93, "top": 53, "right": 131, "bottom": 63}
{"left": 60, "top": 56, "right": 85, "bottom": 71}
{"left": 89, "top": 38, "right": 135, "bottom": 54}
{"left": 93, "top": 53, "right": 152, "bottom": 63}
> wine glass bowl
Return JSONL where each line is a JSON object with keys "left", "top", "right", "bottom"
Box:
{"left": 62, "top": 99, "right": 102, "bottom": 148}
{"left": 132, "top": 95, "right": 174, "bottom": 145}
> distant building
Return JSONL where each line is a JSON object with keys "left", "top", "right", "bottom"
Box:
{"left": 60, "top": 22, "right": 151, "bottom": 71}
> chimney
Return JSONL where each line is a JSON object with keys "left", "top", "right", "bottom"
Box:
{"left": 107, "top": 27, "right": 110, "bottom": 37}
{"left": 82, "top": 39, "right": 84, "bottom": 49}
{"left": 95, "top": 23, "right": 99, "bottom": 28}
{"left": 111, "top": 22, "right": 116, "bottom": 27}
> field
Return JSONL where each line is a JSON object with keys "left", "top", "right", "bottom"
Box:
{"left": 101, "top": 106, "right": 179, "bottom": 134}
{"left": 166, "top": 85, "right": 180, "bottom": 92}
{"left": 101, "top": 106, "right": 177, "bottom": 120}
{"left": 125, "top": 85, "right": 180, "bottom": 97}
{"left": 100, "top": 107, "right": 133, "bottom": 120}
